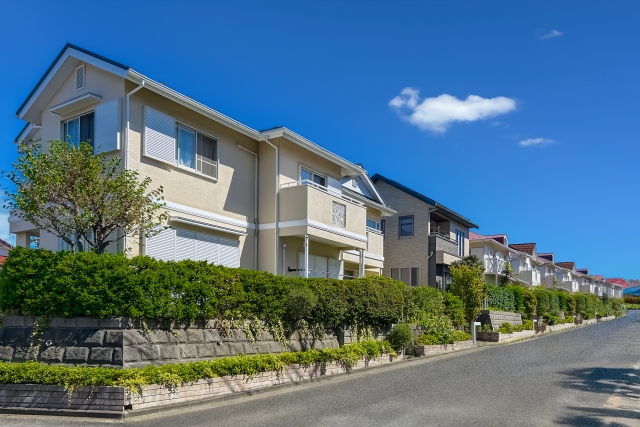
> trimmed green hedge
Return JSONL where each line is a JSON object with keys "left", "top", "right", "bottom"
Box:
{"left": 0, "top": 340, "right": 395, "bottom": 393}
{"left": 0, "top": 248, "right": 406, "bottom": 333}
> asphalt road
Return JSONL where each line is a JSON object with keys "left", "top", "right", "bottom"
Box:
{"left": 4, "top": 312, "right": 640, "bottom": 427}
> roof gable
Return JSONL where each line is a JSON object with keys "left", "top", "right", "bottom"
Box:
{"left": 538, "top": 253, "right": 554, "bottom": 262}
{"left": 17, "top": 44, "right": 129, "bottom": 122}
{"left": 509, "top": 243, "right": 536, "bottom": 256}
{"left": 556, "top": 262, "right": 576, "bottom": 271}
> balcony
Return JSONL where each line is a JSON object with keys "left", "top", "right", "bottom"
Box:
{"left": 484, "top": 257, "right": 506, "bottom": 275}
{"left": 279, "top": 180, "right": 367, "bottom": 249}
{"left": 559, "top": 280, "right": 576, "bottom": 292}
{"left": 518, "top": 269, "right": 541, "bottom": 286}
{"left": 429, "top": 234, "right": 460, "bottom": 265}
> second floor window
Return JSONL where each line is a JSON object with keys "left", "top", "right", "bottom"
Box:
{"left": 366, "top": 219, "right": 380, "bottom": 230}
{"left": 455, "top": 230, "right": 466, "bottom": 257}
{"left": 399, "top": 215, "right": 414, "bottom": 237}
{"left": 61, "top": 111, "right": 94, "bottom": 148}
{"left": 177, "top": 125, "right": 218, "bottom": 179}
{"left": 381, "top": 219, "right": 385, "bottom": 239}
{"left": 300, "top": 167, "right": 326, "bottom": 187}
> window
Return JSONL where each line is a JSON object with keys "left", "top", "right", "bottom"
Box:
{"left": 455, "top": 230, "right": 466, "bottom": 256}
{"left": 399, "top": 215, "right": 414, "bottom": 237}
{"left": 61, "top": 111, "right": 94, "bottom": 148}
{"left": 176, "top": 125, "right": 218, "bottom": 179}
{"left": 366, "top": 219, "right": 380, "bottom": 230}
{"left": 300, "top": 167, "right": 326, "bottom": 187}
{"left": 351, "top": 178, "right": 357, "bottom": 188}
{"left": 391, "top": 267, "right": 420, "bottom": 286}
{"left": 332, "top": 201, "right": 346, "bottom": 228}
{"left": 380, "top": 219, "right": 385, "bottom": 239}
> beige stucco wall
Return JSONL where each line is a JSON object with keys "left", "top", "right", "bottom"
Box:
{"left": 374, "top": 180, "right": 430, "bottom": 285}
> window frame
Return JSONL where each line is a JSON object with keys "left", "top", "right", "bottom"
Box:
{"left": 175, "top": 122, "right": 219, "bottom": 180}
{"left": 60, "top": 109, "right": 95, "bottom": 148}
{"left": 398, "top": 215, "right": 414, "bottom": 237}
{"left": 299, "top": 165, "right": 327, "bottom": 187}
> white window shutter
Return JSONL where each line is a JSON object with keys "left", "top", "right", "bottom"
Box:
{"left": 146, "top": 227, "right": 176, "bottom": 261}
{"left": 195, "top": 232, "right": 219, "bottom": 264}
{"left": 144, "top": 106, "right": 176, "bottom": 164}
{"left": 218, "top": 237, "right": 240, "bottom": 268}
{"left": 175, "top": 228, "right": 196, "bottom": 261}
{"left": 94, "top": 98, "right": 121, "bottom": 154}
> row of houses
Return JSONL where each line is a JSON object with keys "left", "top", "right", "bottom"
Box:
{"left": 5, "top": 44, "right": 624, "bottom": 299}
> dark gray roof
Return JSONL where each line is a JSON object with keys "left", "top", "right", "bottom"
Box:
{"left": 371, "top": 173, "right": 478, "bottom": 229}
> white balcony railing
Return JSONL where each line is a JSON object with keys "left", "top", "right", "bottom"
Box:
{"left": 484, "top": 258, "right": 506, "bottom": 274}
{"left": 280, "top": 180, "right": 364, "bottom": 207}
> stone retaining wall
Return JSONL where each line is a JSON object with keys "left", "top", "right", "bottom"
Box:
{"left": 477, "top": 310, "right": 523, "bottom": 330}
{"left": 412, "top": 340, "right": 474, "bottom": 357}
{"left": 0, "top": 316, "right": 338, "bottom": 368}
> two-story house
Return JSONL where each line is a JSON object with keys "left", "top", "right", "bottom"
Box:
{"left": 9, "top": 44, "right": 396, "bottom": 278}
{"left": 371, "top": 174, "right": 478, "bottom": 288}
{"left": 555, "top": 262, "right": 579, "bottom": 293}
{"left": 507, "top": 243, "right": 542, "bottom": 286}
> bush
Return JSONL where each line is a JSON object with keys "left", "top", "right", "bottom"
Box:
{"left": 498, "top": 322, "right": 513, "bottom": 334}
{"left": 443, "top": 292, "right": 466, "bottom": 328}
{"left": 487, "top": 284, "right": 515, "bottom": 312}
{"left": 414, "top": 330, "right": 471, "bottom": 345}
{"left": 545, "top": 314, "right": 559, "bottom": 326}
{"left": 0, "top": 340, "right": 395, "bottom": 393}
{"left": 404, "top": 286, "right": 444, "bottom": 323}
{"left": 0, "top": 248, "right": 405, "bottom": 335}
{"left": 386, "top": 323, "right": 413, "bottom": 351}
{"left": 625, "top": 303, "right": 640, "bottom": 310}
{"left": 522, "top": 319, "right": 534, "bottom": 330}
{"left": 417, "top": 314, "right": 456, "bottom": 344}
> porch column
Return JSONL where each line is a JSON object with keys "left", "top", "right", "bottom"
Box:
{"left": 304, "top": 234, "right": 309, "bottom": 278}
{"left": 359, "top": 249, "right": 365, "bottom": 278}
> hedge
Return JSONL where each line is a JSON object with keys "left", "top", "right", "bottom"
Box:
{"left": 0, "top": 340, "right": 395, "bottom": 394}
{"left": 0, "top": 248, "right": 467, "bottom": 336}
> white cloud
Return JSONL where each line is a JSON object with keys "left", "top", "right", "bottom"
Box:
{"left": 536, "top": 29, "right": 563, "bottom": 40}
{"left": 389, "top": 89, "right": 516, "bottom": 133}
{"left": 519, "top": 137, "right": 555, "bottom": 147}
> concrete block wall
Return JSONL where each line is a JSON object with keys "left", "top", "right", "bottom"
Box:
{"left": 476, "top": 310, "right": 523, "bottom": 330}
{"left": 0, "top": 316, "right": 339, "bottom": 368}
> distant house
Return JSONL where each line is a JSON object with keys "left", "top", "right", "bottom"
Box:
{"left": 0, "top": 238, "right": 13, "bottom": 257}
{"left": 372, "top": 174, "right": 478, "bottom": 289}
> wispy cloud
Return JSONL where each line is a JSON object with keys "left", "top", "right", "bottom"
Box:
{"left": 536, "top": 29, "right": 563, "bottom": 40}
{"left": 389, "top": 88, "right": 516, "bottom": 133}
{"left": 0, "top": 195, "right": 16, "bottom": 246}
{"left": 519, "top": 137, "right": 555, "bottom": 147}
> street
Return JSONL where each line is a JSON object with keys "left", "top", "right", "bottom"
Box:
{"left": 4, "top": 312, "right": 640, "bottom": 427}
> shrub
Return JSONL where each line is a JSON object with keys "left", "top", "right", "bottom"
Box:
{"left": 487, "top": 284, "right": 515, "bottom": 312}
{"left": 449, "top": 263, "right": 486, "bottom": 324}
{"left": 417, "top": 314, "right": 456, "bottom": 344}
{"left": 443, "top": 292, "right": 466, "bottom": 328}
{"left": 626, "top": 303, "right": 640, "bottom": 310}
{"left": 404, "top": 286, "right": 444, "bottom": 324}
{"left": 522, "top": 319, "right": 534, "bottom": 330}
{"left": 545, "top": 314, "right": 559, "bottom": 326}
{"left": 452, "top": 330, "right": 471, "bottom": 342}
{"left": 0, "top": 248, "right": 404, "bottom": 335}
{"left": 498, "top": 322, "right": 513, "bottom": 334}
{"left": 0, "top": 340, "right": 395, "bottom": 393}
{"left": 386, "top": 323, "right": 413, "bottom": 351}
{"left": 414, "top": 330, "right": 470, "bottom": 345}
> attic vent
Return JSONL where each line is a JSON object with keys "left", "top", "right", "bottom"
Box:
{"left": 75, "top": 65, "right": 85, "bottom": 90}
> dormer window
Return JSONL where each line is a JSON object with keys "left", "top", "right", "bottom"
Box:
{"left": 75, "top": 65, "right": 85, "bottom": 90}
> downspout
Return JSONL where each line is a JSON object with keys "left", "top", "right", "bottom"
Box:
{"left": 123, "top": 80, "right": 145, "bottom": 254}
{"left": 237, "top": 144, "right": 258, "bottom": 270}
{"left": 263, "top": 135, "right": 278, "bottom": 275}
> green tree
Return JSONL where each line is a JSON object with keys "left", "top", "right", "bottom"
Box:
{"left": 451, "top": 254, "right": 485, "bottom": 272}
{"left": 499, "top": 261, "right": 515, "bottom": 286}
{"left": 449, "top": 263, "right": 487, "bottom": 324}
{"left": 3, "top": 139, "right": 168, "bottom": 253}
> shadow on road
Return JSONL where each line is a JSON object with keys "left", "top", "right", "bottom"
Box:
{"left": 555, "top": 406, "right": 638, "bottom": 427}
{"left": 556, "top": 367, "right": 640, "bottom": 426}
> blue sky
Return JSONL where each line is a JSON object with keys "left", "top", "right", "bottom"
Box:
{"left": 1, "top": 1, "right": 638, "bottom": 279}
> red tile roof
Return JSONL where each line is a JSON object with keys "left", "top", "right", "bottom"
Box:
{"left": 605, "top": 278, "right": 632, "bottom": 288}
{"left": 538, "top": 253, "right": 554, "bottom": 262}
{"left": 469, "top": 231, "right": 484, "bottom": 240}
{"left": 469, "top": 232, "right": 507, "bottom": 245}
{"left": 0, "top": 256, "right": 7, "bottom": 267}
{"left": 509, "top": 243, "right": 536, "bottom": 256}
{"left": 593, "top": 275, "right": 603, "bottom": 280}
{"left": 576, "top": 268, "right": 589, "bottom": 275}
{"left": 556, "top": 262, "right": 575, "bottom": 270}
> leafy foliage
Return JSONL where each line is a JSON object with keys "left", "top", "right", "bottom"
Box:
{"left": 386, "top": 323, "right": 413, "bottom": 351}
{"left": 3, "top": 140, "right": 168, "bottom": 253}
{"left": 487, "top": 284, "right": 515, "bottom": 312}
{"left": 0, "top": 340, "right": 395, "bottom": 394}
{"left": 443, "top": 291, "right": 466, "bottom": 328}
{"left": 449, "top": 263, "right": 487, "bottom": 324}
{"left": 499, "top": 262, "right": 515, "bottom": 286}
{"left": 498, "top": 322, "right": 513, "bottom": 334}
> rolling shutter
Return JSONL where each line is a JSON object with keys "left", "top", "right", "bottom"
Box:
{"left": 146, "top": 228, "right": 176, "bottom": 261}
{"left": 218, "top": 237, "right": 240, "bottom": 268}
{"left": 146, "top": 226, "right": 240, "bottom": 267}
{"left": 94, "top": 98, "right": 121, "bottom": 154}
{"left": 144, "top": 106, "right": 176, "bottom": 164}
